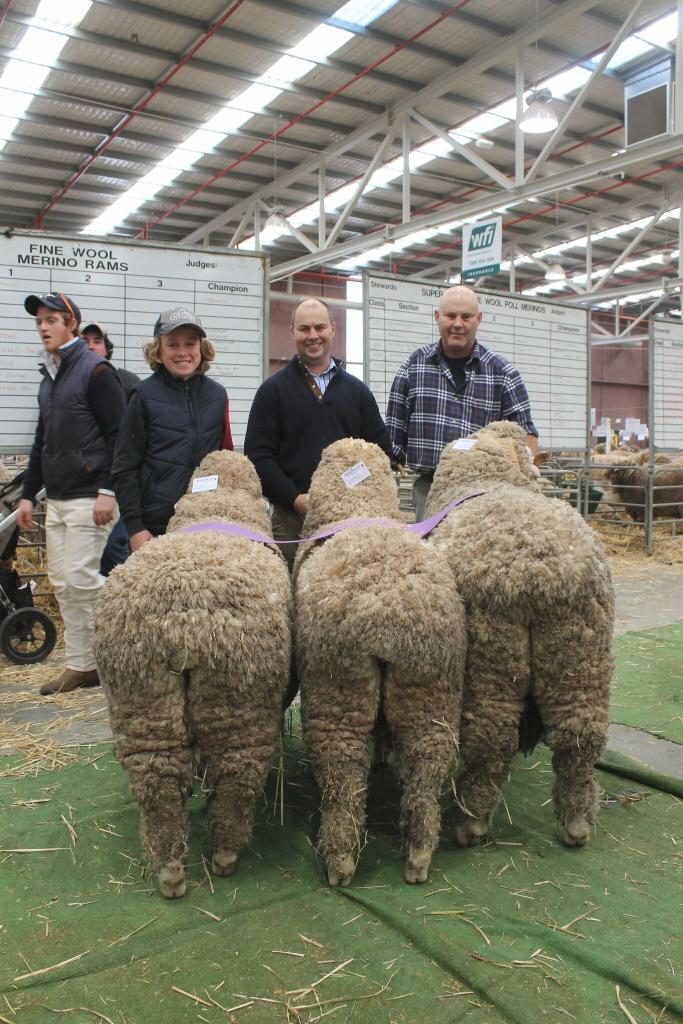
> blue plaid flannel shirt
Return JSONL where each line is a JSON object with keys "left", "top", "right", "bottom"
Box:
{"left": 386, "top": 340, "right": 537, "bottom": 474}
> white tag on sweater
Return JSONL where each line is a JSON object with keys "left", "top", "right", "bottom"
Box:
{"left": 451, "top": 438, "right": 477, "bottom": 451}
{"left": 341, "top": 462, "right": 371, "bottom": 488}
{"left": 192, "top": 474, "right": 218, "bottom": 493}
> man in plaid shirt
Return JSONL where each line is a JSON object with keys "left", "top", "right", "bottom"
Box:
{"left": 386, "top": 285, "right": 538, "bottom": 520}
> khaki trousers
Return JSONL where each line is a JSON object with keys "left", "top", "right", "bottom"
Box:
{"left": 45, "top": 497, "right": 116, "bottom": 671}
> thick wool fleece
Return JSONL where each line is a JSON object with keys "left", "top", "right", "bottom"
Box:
{"left": 295, "top": 438, "right": 466, "bottom": 886}
{"left": 427, "top": 421, "right": 614, "bottom": 847}
{"left": 95, "top": 451, "right": 292, "bottom": 896}
{"left": 605, "top": 451, "right": 683, "bottom": 522}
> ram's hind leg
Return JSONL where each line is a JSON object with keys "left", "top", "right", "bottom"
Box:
{"left": 384, "top": 665, "right": 460, "bottom": 884}
{"left": 302, "top": 657, "right": 381, "bottom": 887}
{"left": 532, "top": 596, "right": 612, "bottom": 847}
{"left": 114, "top": 667, "right": 194, "bottom": 899}
{"left": 454, "top": 615, "right": 529, "bottom": 847}
{"left": 187, "top": 665, "right": 282, "bottom": 878}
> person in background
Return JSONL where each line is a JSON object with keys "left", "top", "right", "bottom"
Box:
{"left": 386, "top": 285, "right": 538, "bottom": 521}
{"left": 112, "top": 307, "right": 233, "bottom": 552}
{"left": 81, "top": 320, "right": 140, "bottom": 400}
{"left": 81, "top": 320, "right": 141, "bottom": 575}
{"left": 16, "top": 291, "right": 125, "bottom": 695}
{"left": 244, "top": 297, "right": 392, "bottom": 569}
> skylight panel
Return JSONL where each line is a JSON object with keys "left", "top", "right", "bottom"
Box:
{"left": 334, "top": 0, "right": 399, "bottom": 29}
{"left": 34, "top": 0, "right": 91, "bottom": 28}
{"left": 0, "top": 0, "right": 92, "bottom": 154}
{"left": 606, "top": 36, "right": 654, "bottom": 69}
{"left": 1, "top": 62, "right": 49, "bottom": 92}
{"left": 637, "top": 12, "right": 678, "bottom": 47}
{"left": 290, "top": 25, "right": 353, "bottom": 61}
{"left": 542, "top": 66, "right": 592, "bottom": 98}
{"left": 81, "top": 0, "right": 397, "bottom": 234}
{"left": 289, "top": 201, "right": 323, "bottom": 228}
{"left": 262, "top": 55, "right": 316, "bottom": 88}
{"left": 204, "top": 107, "right": 252, "bottom": 135}
{"left": 13, "top": 27, "right": 64, "bottom": 66}
{"left": 237, "top": 82, "right": 281, "bottom": 114}
{"left": 489, "top": 98, "right": 517, "bottom": 122}
{"left": 460, "top": 112, "right": 508, "bottom": 136}
{"left": 0, "top": 115, "right": 19, "bottom": 144}
{"left": 0, "top": 88, "right": 30, "bottom": 119}
{"left": 184, "top": 128, "right": 225, "bottom": 154}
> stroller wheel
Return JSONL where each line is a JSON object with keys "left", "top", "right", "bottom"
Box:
{"left": 0, "top": 608, "right": 57, "bottom": 664}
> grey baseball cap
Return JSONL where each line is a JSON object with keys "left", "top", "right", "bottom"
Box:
{"left": 153, "top": 307, "right": 206, "bottom": 338}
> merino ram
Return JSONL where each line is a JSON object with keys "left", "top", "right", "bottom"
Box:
{"left": 294, "top": 438, "right": 465, "bottom": 887}
{"left": 95, "top": 450, "right": 291, "bottom": 898}
{"left": 428, "top": 422, "right": 614, "bottom": 848}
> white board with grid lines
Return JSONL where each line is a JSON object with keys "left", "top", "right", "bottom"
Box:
{"left": 0, "top": 231, "right": 267, "bottom": 452}
{"left": 651, "top": 318, "right": 683, "bottom": 450}
{"left": 363, "top": 271, "right": 590, "bottom": 450}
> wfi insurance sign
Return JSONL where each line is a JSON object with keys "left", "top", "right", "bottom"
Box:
{"left": 461, "top": 216, "right": 502, "bottom": 282}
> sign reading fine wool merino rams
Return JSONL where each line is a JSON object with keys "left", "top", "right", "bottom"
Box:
{"left": 0, "top": 231, "right": 267, "bottom": 453}
{"left": 461, "top": 216, "right": 502, "bottom": 282}
{"left": 363, "top": 271, "right": 590, "bottom": 451}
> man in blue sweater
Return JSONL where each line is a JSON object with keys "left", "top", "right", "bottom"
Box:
{"left": 245, "top": 298, "right": 392, "bottom": 568}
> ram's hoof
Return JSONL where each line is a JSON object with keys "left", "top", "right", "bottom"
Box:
{"left": 559, "top": 816, "right": 591, "bottom": 847}
{"left": 453, "top": 815, "right": 489, "bottom": 848}
{"left": 404, "top": 846, "right": 431, "bottom": 884}
{"left": 159, "top": 862, "right": 186, "bottom": 899}
{"left": 212, "top": 850, "right": 239, "bottom": 876}
{"left": 327, "top": 855, "right": 355, "bottom": 888}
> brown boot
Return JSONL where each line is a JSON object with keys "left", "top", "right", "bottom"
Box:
{"left": 40, "top": 668, "right": 100, "bottom": 696}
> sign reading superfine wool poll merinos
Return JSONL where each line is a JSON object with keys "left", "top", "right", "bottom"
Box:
{"left": 461, "top": 216, "right": 502, "bottom": 282}
{"left": 0, "top": 232, "right": 267, "bottom": 452}
{"left": 363, "top": 271, "right": 590, "bottom": 450}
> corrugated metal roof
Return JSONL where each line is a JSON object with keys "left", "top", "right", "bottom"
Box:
{"left": 0, "top": 0, "right": 680, "bottom": 313}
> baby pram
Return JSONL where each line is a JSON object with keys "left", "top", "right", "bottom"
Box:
{"left": 0, "top": 471, "right": 57, "bottom": 664}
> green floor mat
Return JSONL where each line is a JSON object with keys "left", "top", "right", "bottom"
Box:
{"left": 611, "top": 623, "right": 683, "bottom": 744}
{"left": 1, "top": 738, "right": 681, "bottom": 1024}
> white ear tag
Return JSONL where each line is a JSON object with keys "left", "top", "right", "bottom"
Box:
{"left": 341, "top": 462, "right": 371, "bottom": 488}
{"left": 451, "top": 438, "right": 477, "bottom": 451}
{"left": 192, "top": 474, "right": 218, "bottom": 493}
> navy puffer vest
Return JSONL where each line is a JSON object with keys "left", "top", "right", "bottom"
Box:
{"left": 135, "top": 366, "right": 225, "bottom": 534}
{"left": 38, "top": 339, "right": 109, "bottom": 499}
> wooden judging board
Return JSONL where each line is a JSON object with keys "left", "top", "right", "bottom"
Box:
{"left": 0, "top": 232, "right": 267, "bottom": 452}
{"left": 363, "top": 272, "right": 590, "bottom": 450}
{"left": 650, "top": 317, "right": 683, "bottom": 450}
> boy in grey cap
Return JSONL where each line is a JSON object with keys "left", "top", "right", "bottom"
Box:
{"left": 112, "top": 306, "right": 234, "bottom": 551}
{"left": 16, "top": 292, "right": 126, "bottom": 694}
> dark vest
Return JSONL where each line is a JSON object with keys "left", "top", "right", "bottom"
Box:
{"left": 38, "top": 339, "right": 109, "bottom": 499}
{"left": 136, "top": 367, "right": 225, "bottom": 534}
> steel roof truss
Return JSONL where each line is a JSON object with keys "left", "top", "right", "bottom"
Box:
{"left": 409, "top": 108, "right": 513, "bottom": 190}
{"left": 525, "top": 0, "right": 646, "bottom": 185}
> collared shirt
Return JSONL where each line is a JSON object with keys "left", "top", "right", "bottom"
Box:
{"left": 301, "top": 358, "right": 338, "bottom": 396}
{"left": 386, "top": 339, "right": 537, "bottom": 474}
{"left": 43, "top": 336, "right": 80, "bottom": 380}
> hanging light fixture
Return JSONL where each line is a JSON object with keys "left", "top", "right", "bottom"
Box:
{"left": 544, "top": 262, "right": 566, "bottom": 281}
{"left": 519, "top": 88, "right": 559, "bottom": 134}
{"left": 264, "top": 207, "right": 289, "bottom": 231}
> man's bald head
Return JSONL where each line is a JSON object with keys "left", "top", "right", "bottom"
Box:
{"left": 438, "top": 285, "right": 480, "bottom": 316}
{"left": 290, "top": 298, "right": 333, "bottom": 327}
{"left": 434, "top": 285, "right": 482, "bottom": 358}
{"left": 290, "top": 298, "right": 336, "bottom": 373}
